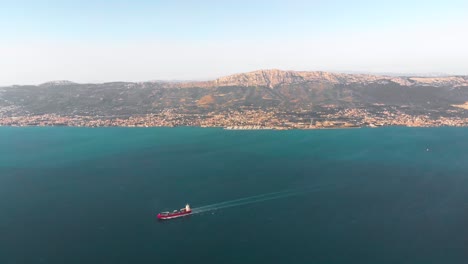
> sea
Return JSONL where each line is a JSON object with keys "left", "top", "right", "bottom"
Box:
{"left": 0, "top": 127, "right": 467, "bottom": 264}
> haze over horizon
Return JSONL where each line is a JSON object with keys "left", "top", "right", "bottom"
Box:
{"left": 1, "top": 0, "right": 468, "bottom": 86}
{"left": 3, "top": 68, "right": 463, "bottom": 87}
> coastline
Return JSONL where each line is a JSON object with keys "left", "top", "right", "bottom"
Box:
{"left": 0, "top": 124, "right": 464, "bottom": 130}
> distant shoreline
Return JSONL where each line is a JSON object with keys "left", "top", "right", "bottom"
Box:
{"left": 0, "top": 124, "right": 463, "bottom": 130}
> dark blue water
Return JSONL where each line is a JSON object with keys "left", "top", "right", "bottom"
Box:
{"left": 1, "top": 127, "right": 468, "bottom": 263}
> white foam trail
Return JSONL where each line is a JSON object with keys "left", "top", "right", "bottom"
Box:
{"left": 192, "top": 192, "right": 297, "bottom": 214}
{"left": 191, "top": 183, "right": 336, "bottom": 215}
{"left": 193, "top": 190, "right": 294, "bottom": 211}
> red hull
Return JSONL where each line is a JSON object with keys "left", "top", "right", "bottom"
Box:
{"left": 157, "top": 210, "right": 192, "bottom": 220}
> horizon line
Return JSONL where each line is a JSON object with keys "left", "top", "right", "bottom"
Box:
{"left": 2, "top": 69, "right": 465, "bottom": 87}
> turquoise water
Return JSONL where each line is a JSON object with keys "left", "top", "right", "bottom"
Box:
{"left": 1, "top": 127, "right": 468, "bottom": 263}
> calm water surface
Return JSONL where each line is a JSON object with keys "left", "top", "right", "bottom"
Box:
{"left": 1, "top": 127, "right": 467, "bottom": 263}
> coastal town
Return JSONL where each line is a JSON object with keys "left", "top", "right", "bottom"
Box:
{"left": 2, "top": 105, "right": 468, "bottom": 129}
{"left": 2, "top": 69, "right": 468, "bottom": 130}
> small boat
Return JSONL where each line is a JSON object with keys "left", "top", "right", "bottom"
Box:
{"left": 157, "top": 204, "right": 192, "bottom": 220}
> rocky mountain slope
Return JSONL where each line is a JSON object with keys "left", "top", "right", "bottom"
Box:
{"left": 1, "top": 69, "right": 468, "bottom": 117}
{"left": 178, "top": 69, "right": 468, "bottom": 88}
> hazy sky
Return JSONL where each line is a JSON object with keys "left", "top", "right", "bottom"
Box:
{"left": 1, "top": 0, "right": 468, "bottom": 85}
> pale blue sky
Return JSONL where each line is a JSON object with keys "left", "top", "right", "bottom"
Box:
{"left": 1, "top": 0, "right": 467, "bottom": 85}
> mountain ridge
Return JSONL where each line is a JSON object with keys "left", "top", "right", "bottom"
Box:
{"left": 200, "top": 69, "right": 468, "bottom": 88}
{"left": 1, "top": 69, "right": 468, "bottom": 120}
{"left": 6, "top": 69, "right": 468, "bottom": 88}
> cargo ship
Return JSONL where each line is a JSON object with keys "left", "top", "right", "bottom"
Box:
{"left": 157, "top": 204, "right": 192, "bottom": 220}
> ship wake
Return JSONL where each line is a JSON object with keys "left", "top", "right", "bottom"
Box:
{"left": 191, "top": 183, "right": 335, "bottom": 215}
